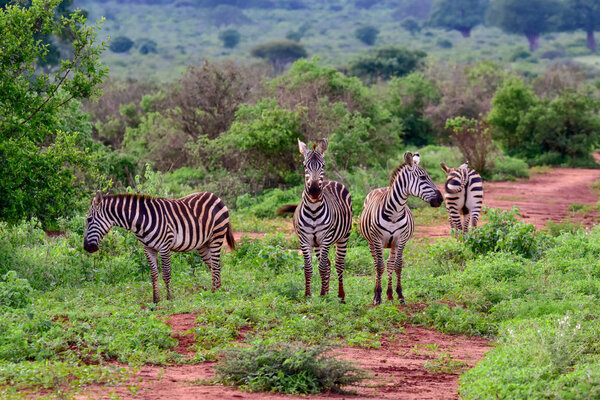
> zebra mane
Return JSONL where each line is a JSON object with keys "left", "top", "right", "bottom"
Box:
{"left": 104, "top": 193, "right": 160, "bottom": 201}
{"left": 389, "top": 162, "right": 410, "bottom": 186}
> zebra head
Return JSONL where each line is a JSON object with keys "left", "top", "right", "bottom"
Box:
{"left": 441, "top": 162, "right": 468, "bottom": 194}
{"left": 401, "top": 152, "right": 443, "bottom": 207}
{"left": 83, "top": 191, "right": 112, "bottom": 253}
{"left": 299, "top": 138, "right": 327, "bottom": 202}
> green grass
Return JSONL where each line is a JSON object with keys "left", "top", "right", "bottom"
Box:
{"left": 2, "top": 207, "right": 600, "bottom": 398}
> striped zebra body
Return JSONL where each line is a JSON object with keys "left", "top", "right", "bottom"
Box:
{"left": 360, "top": 152, "right": 443, "bottom": 305}
{"left": 84, "top": 191, "right": 234, "bottom": 303}
{"left": 283, "top": 139, "right": 353, "bottom": 301}
{"left": 441, "top": 162, "right": 484, "bottom": 234}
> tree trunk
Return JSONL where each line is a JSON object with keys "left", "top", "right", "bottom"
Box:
{"left": 526, "top": 33, "right": 539, "bottom": 52}
{"left": 459, "top": 27, "right": 471, "bottom": 38}
{"left": 587, "top": 30, "right": 597, "bottom": 52}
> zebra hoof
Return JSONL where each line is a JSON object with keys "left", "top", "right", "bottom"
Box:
{"left": 398, "top": 298, "right": 406, "bottom": 305}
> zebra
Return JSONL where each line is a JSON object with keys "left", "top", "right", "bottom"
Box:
{"left": 360, "top": 152, "right": 443, "bottom": 305}
{"left": 440, "top": 161, "right": 484, "bottom": 234}
{"left": 83, "top": 191, "right": 235, "bottom": 303}
{"left": 277, "top": 139, "right": 353, "bottom": 302}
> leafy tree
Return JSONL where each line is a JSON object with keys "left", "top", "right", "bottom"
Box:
{"left": 401, "top": 17, "right": 421, "bottom": 36}
{"left": 428, "top": 0, "right": 488, "bottom": 38}
{"left": 488, "top": 78, "right": 600, "bottom": 165}
{"left": 136, "top": 38, "right": 157, "bottom": 54}
{"left": 219, "top": 29, "right": 241, "bottom": 48}
{"left": 486, "top": 0, "right": 562, "bottom": 51}
{"left": 0, "top": 0, "right": 107, "bottom": 224}
{"left": 354, "top": 25, "right": 379, "bottom": 46}
{"left": 251, "top": 40, "right": 307, "bottom": 73}
{"left": 445, "top": 117, "right": 495, "bottom": 173}
{"left": 109, "top": 35, "right": 134, "bottom": 53}
{"left": 386, "top": 72, "right": 439, "bottom": 146}
{"left": 561, "top": 0, "right": 600, "bottom": 52}
{"left": 348, "top": 47, "right": 426, "bottom": 84}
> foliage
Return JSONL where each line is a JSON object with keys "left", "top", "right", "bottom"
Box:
{"left": 561, "top": 0, "right": 600, "bottom": 52}
{"left": 445, "top": 117, "right": 495, "bottom": 174}
{"left": 463, "top": 207, "right": 548, "bottom": 258}
{"left": 354, "top": 25, "right": 379, "bottom": 46}
{"left": 215, "top": 341, "right": 369, "bottom": 394}
{"left": 486, "top": 0, "right": 562, "bottom": 51}
{"left": 489, "top": 77, "right": 600, "bottom": 165}
{"left": 109, "top": 35, "right": 134, "bottom": 53}
{"left": 0, "top": 0, "right": 107, "bottom": 225}
{"left": 251, "top": 40, "right": 308, "bottom": 73}
{"left": 219, "top": 28, "right": 241, "bottom": 48}
{"left": 0, "top": 271, "right": 33, "bottom": 309}
{"left": 428, "top": 0, "right": 488, "bottom": 38}
{"left": 209, "top": 5, "right": 252, "bottom": 27}
{"left": 386, "top": 73, "right": 439, "bottom": 146}
{"left": 400, "top": 17, "right": 421, "bottom": 36}
{"left": 348, "top": 46, "right": 427, "bottom": 84}
{"left": 136, "top": 38, "right": 158, "bottom": 54}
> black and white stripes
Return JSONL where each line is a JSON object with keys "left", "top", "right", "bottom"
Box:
{"left": 360, "top": 152, "right": 443, "bottom": 305}
{"left": 83, "top": 191, "right": 235, "bottom": 303}
{"left": 279, "top": 139, "right": 353, "bottom": 301}
{"left": 440, "top": 162, "right": 484, "bottom": 234}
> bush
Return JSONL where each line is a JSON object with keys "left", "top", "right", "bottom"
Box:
{"left": 109, "top": 36, "right": 134, "bottom": 53}
{"left": 445, "top": 117, "right": 495, "bottom": 174}
{"left": 436, "top": 39, "right": 453, "bottom": 48}
{"left": 464, "top": 207, "right": 548, "bottom": 259}
{"left": 488, "top": 154, "right": 529, "bottom": 181}
{"left": 251, "top": 40, "right": 308, "bottom": 73}
{"left": 219, "top": 29, "right": 241, "bottom": 48}
{"left": 354, "top": 26, "right": 379, "bottom": 45}
{"left": 215, "top": 341, "right": 369, "bottom": 394}
{"left": 348, "top": 47, "right": 427, "bottom": 84}
{"left": 0, "top": 271, "right": 33, "bottom": 309}
{"left": 136, "top": 38, "right": 157, "bottom": 54}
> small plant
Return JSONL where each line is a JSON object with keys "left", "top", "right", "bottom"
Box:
{"left": 0, "top": 271, "right": 33, "bottom": 308}
{"left": 215, "top": 341, "right": 369, "bottom": 394}
{"left": 424, "top": 351, "right": 468, "bottom": 374}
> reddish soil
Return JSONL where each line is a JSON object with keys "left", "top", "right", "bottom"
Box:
{"left": 416, "top": 167, "right": 600, "bottom": 239}
{"left": 77, "top": 314, "right": 490, "bottom": 400}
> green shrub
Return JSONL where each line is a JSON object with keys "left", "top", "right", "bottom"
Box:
{"left": 488, "top": 154, "right": 529, "bottom": 181}
{"left": 464, "top": 207, "right": 548, "bottom": 259}
{"left": 215, "top": 341, "right": 369, "bottom": 394}
{"left": 354, "top": 26, "right": 379, "bottom": 45}
{"left": 219, "top": 29, "right": 241, "bottom": 48}
{"left": 0, "top": 272, "right": 33, "bottom": 309}
{"left": 109, "top": 36, "right": 134, "bottom": 53}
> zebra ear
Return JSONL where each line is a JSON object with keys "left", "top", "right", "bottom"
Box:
{"left": 404, "top": 152, "right": 414, "bottom": 167}
{"left": 316, "top": 139, "right": 328, "bottom": 154}
{"left": 93, "top": 190, "right": 103, "bottom": 205}
{"left": 440, "top": 162, "right": 449, "bottom": 173}
{"left": 298, "top": 139, "right": 308, "bottom": 155}
{"left": 413, "top": 152, "right": 420, "bottom": 165}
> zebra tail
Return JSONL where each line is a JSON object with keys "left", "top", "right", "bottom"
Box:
{"left": 276, "top": 204, "right": 298, "bottom": 215}
{"left": 226, "top": 221, "right": 236, "bottom": 250}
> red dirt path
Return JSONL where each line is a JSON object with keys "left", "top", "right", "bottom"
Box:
{"left": 77, "top": 313, "right": 490, "bottom": 400}
{"left": 416, "top": 167, "right": 600, "bottom": 239}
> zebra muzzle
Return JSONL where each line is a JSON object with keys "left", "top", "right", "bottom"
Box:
{"left": 83, "top": 239, "right": 99, "bottom": 253}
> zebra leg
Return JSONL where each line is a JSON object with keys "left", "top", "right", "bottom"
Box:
{"left": 159, "top": 248, "right": 173, "bottom": 300}
{"left": 369, "top": 241, "right": 385, "bottom": 305}
{"left": 208, "top": 240, "right": 225, "bottom": 291}
{"left": 463, "top": 212, "right": 471, "bottom": 234}
{"left": 144, "top": 247, "right": 160, "bottom": 303}
{"left": 300, "top": 242, "right": 313, "bottom": 297}
{"left": 318, "top": 244, "right": 332, "bottom": 296}
{"left": 386, "top": 246, "right": 397, "bottom": 301}
{"left": 449, "top": 213, "right": 462, "bottom": 237}
{"left": 334, "top": 239, "right": 348, "bottom": 303}
{"left": 394, "top": 243, "right": 407, "bottom": 304}
{"left": 470, "top": 206, "right": 482, "bottom": 229}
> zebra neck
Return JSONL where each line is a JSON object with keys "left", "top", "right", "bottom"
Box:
{"left": 104, "top": 195, "right": 147, "bottom": 233}
{"left": 302, "top": 194, "right": 325, "bottom": 212}
{"left": 386, "top": 178, "right": 409, "bottom": 215}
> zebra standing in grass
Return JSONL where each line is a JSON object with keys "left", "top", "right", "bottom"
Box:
{"left": 360, "top": 152, "right": 443, "bottom": 305}
{"left": 440, "top": 162, "right": 484, "bottom": 234}
{"left": 83, "top": 191, "right": 235, "bottom": 303}
{"left": 277, "top": 139, "right": 352, "bottom": 301}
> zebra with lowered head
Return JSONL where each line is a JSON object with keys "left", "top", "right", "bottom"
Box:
{"left": 360, "top": 152, "right": 443, "bottom": 305}
{"left": 440, "top": 161, "right": 484, "bottom": 234}
{"left": 277, "top": 139, "right": 353, "bottom": 302}
{"left": 83, "top": 191, "right": 235, "bottom": 303}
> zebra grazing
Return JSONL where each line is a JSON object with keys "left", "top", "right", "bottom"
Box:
{"left": 360, "top": 152, "right": 443, "bottom": 305}
{"left": 277, "top": 139, "right": 352, "bottom": 301}
{"left": 83, "top": 191, "right": 235, "bottom": 303}
{"left": 440, "top": 161, "right": 484, "bottom": 234}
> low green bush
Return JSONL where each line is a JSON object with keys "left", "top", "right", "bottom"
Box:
{"left": 215, "top": 341, "right": 369, "bottom": 394}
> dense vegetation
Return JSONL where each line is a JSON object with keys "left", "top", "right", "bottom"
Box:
{"left": 3, "top": 0, "right": 600, "bottom": 398}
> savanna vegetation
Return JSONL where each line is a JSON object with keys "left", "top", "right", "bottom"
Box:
{"left": 2, "top": 0, "right": 600, "bottom": 398}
